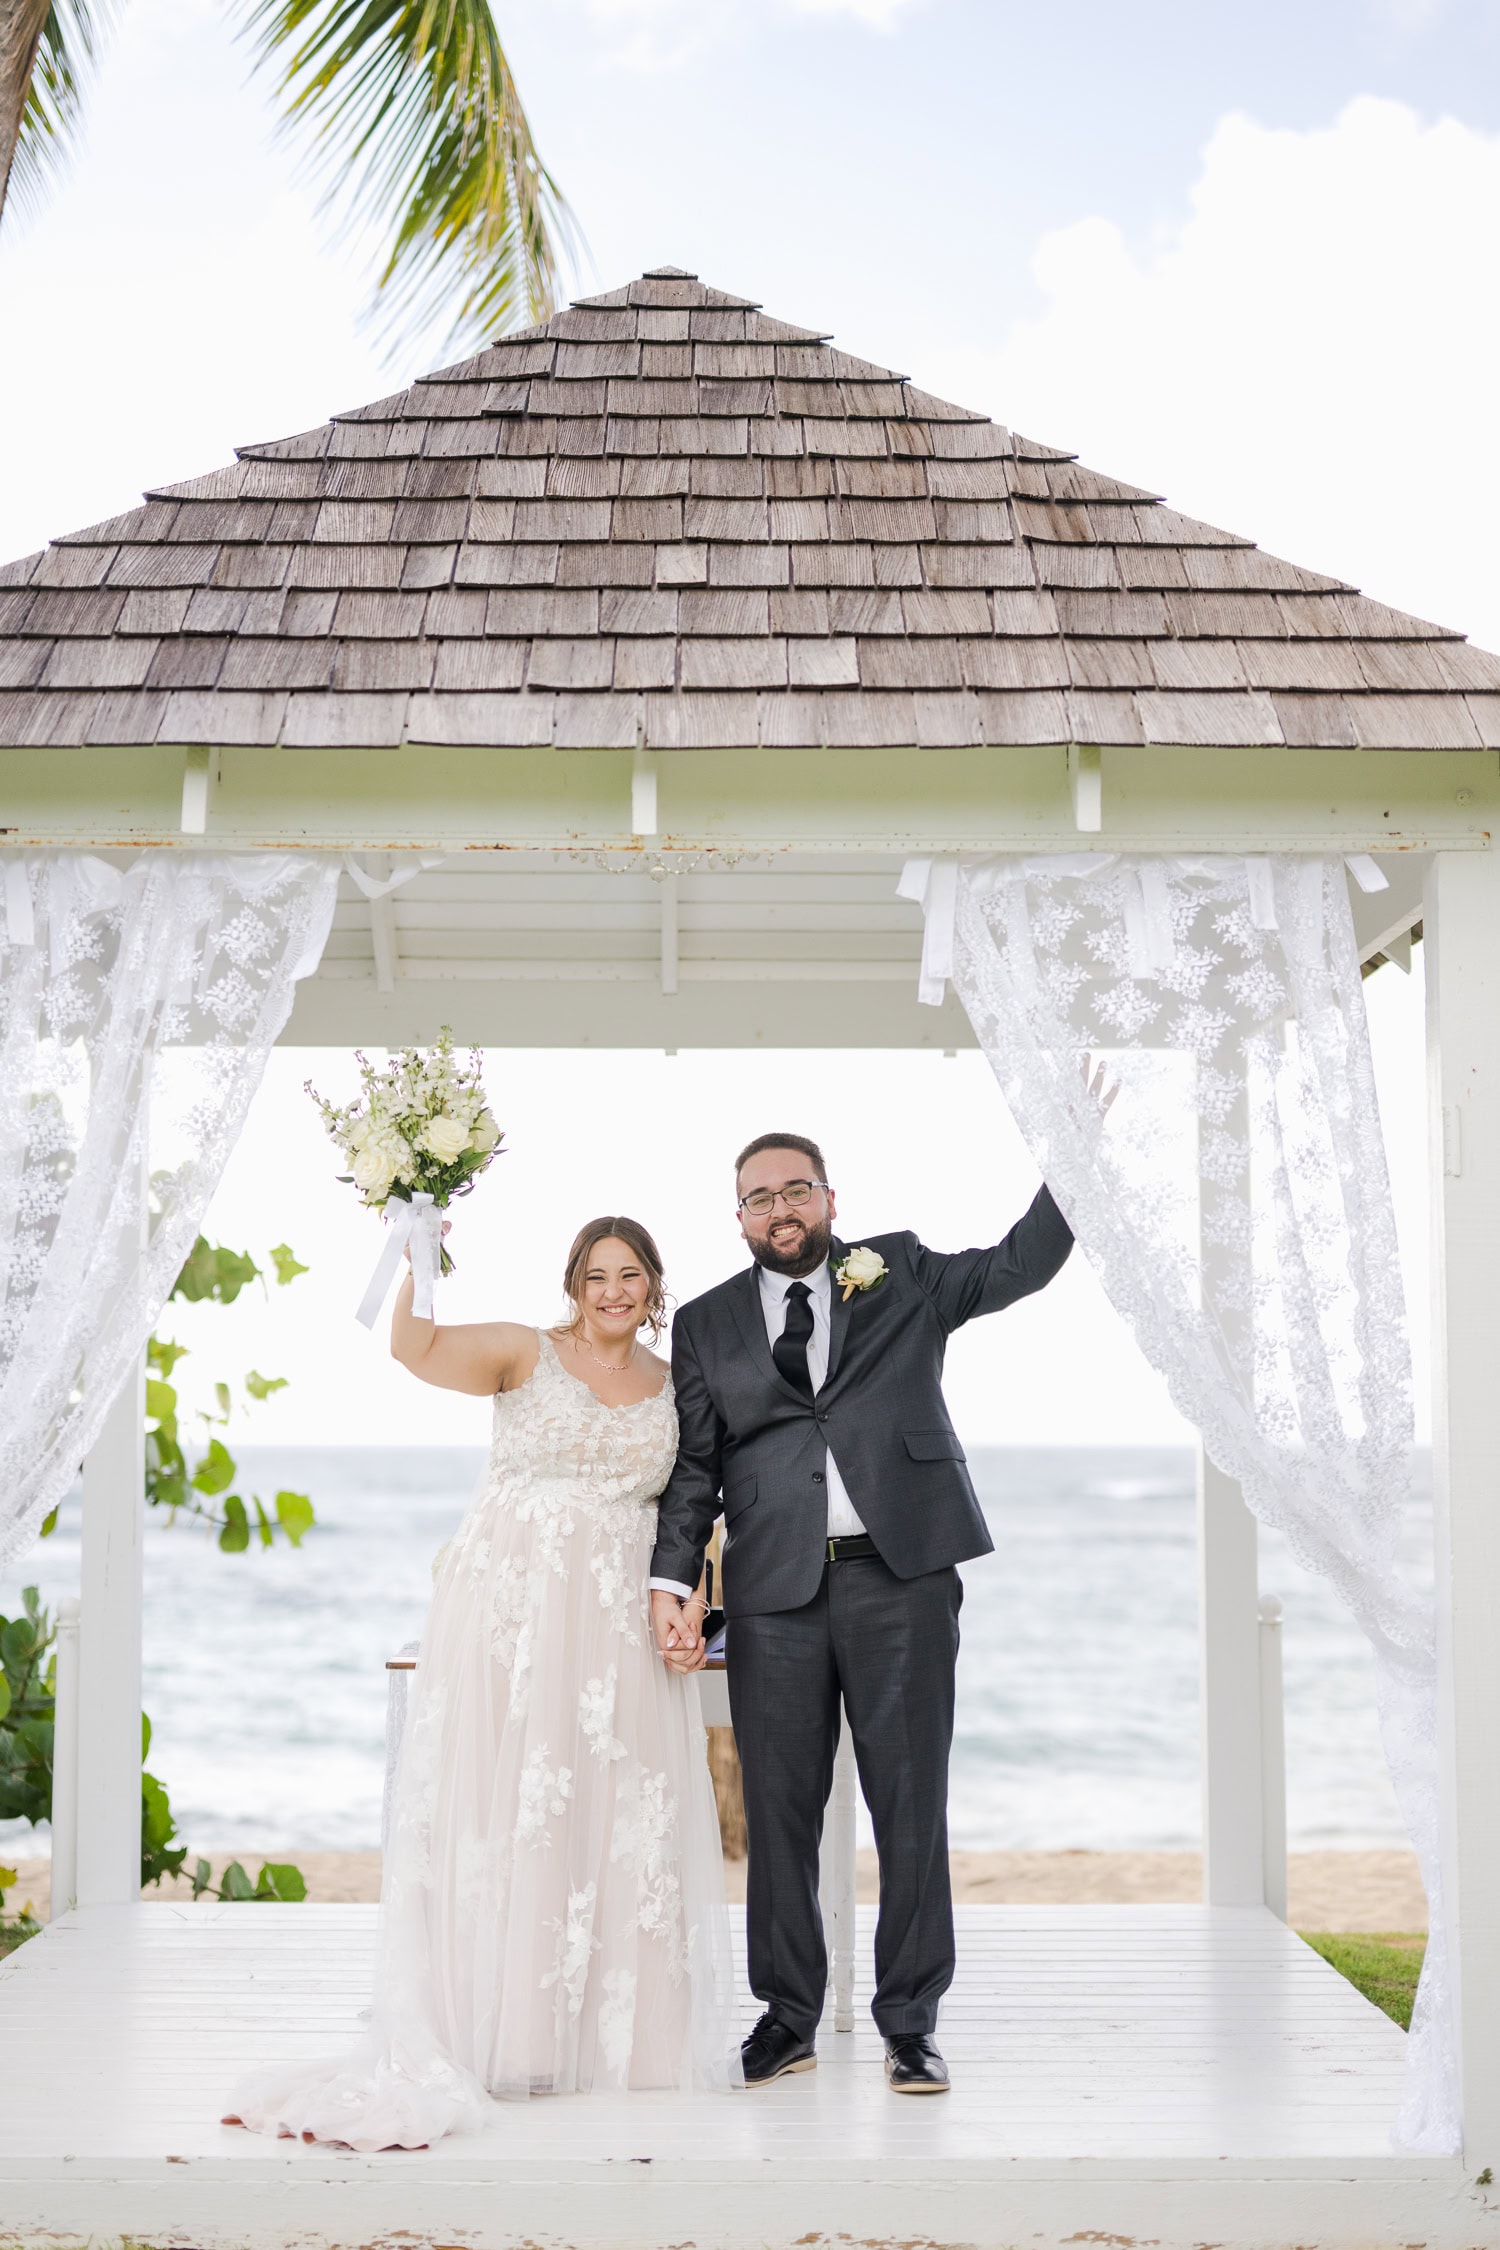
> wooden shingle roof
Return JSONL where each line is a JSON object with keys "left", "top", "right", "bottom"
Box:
{"left": 3, "top": 265, "right": 1498, "bottom": 754}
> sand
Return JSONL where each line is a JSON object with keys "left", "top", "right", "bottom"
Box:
{"left": 3, "top": 1847, "right": 1426, "bottom": 1933}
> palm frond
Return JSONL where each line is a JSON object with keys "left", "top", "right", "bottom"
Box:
{"left": 240, "top": 1, "right": 578, "bottom": 357}
{"left": 1, "top": 0, "right": 115, "bottom": 225}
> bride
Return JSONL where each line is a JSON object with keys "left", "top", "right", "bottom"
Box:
{"left": 224, "top": 1216, "right": 742, "bottom": 2149}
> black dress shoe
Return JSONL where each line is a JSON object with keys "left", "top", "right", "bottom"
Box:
{"left": 884, "top": 2033, "right": 950, "bottom": 2094}
{"left": 741, "top": 2010, "right": 817, "bottom": 2086}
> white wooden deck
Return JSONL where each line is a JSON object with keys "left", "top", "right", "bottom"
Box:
{"left": 0, "top": 1901, "right": 1484, "bottom": 2250}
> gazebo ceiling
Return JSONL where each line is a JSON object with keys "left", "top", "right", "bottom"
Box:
{"left": 2, "top": 265, "right": 1499, "bottom": 758}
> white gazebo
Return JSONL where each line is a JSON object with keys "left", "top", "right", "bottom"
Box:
{"left": 1, "top": 266, "right": 1497, "bottom": 2250}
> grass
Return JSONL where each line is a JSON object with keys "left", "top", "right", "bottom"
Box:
{"left": 0, "top": 1916, "right": 41, "bottom": 1962}
{"left": 1300, "top": 1929, "right": 1426, "bottom": 2029}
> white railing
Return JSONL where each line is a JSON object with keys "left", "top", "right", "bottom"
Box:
{"left": 1259, "top": 1594, "right": 1288, "bottom": 1920}
{"left": 49, "top": 1595, "right": 81, "bottom": 1920}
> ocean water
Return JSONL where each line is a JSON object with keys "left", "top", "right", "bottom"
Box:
{"left": 0, "top": 1445, "right": 1428, "bottom": 1858}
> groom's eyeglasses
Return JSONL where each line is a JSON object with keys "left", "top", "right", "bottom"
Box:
{"left": 737, "top": 1181, "right": 828, "bottom": 1217}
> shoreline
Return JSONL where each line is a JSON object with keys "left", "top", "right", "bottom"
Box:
{"left": 3, "top": 1848, "right": 1426, "bottom": 1932}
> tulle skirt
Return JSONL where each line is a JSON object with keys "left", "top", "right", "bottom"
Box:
{"left": 225, "top": 1472, "right": 742, "bottom": 2148}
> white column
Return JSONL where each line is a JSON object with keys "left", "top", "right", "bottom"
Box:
{"left": 1425, "top": 848, "right": 1500, "bottom": 2166}
{"left": 1198, "top": 1450, "right": 1265, "bottom": 1905}
{"left": 75, "top": 1353, "right": 145, "bottom": 1906}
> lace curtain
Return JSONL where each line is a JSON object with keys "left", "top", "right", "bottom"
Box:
{"left": 901, "top": 852, "right": 1452, "bottom": 2155}
{"left": 0, "top": 851, "right": 339, "bottom": 1570}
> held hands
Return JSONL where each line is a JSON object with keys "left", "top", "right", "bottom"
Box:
{"left": 651, "top": 1589, "right": 710, "bottom": 1674}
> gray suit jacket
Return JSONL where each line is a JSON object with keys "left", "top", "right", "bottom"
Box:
{"left": 650, "top": 1186, "right": 1073, "bottom": 1616}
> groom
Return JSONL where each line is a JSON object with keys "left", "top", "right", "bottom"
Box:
{"left": 650, "top": 1133, "right": 1074, "bottom": 2093}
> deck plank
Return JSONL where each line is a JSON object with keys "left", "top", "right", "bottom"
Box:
{"left": 0, "top": 1900, "right": 1471, "bottom": 2250}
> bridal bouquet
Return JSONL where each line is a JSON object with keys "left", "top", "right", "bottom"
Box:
{"left": 306, "top": 1028, "right": 502, "bottom": 1326}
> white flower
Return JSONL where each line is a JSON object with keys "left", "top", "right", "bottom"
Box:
{"left": 835, "top": 1245, "right": 888, "bottom": 1300}
{"left": 351, "top": 1143, "right": 397, "bottom": 1197}
{"left": 470, "top": 1108, "right": 501, "bottom": 1154}
{"left": 419, "top": 1113, "right": 472, "bottom": 1162}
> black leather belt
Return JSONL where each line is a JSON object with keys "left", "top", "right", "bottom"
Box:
{"left": 826, "top": 1533, "right": 879, "bottom": 1562}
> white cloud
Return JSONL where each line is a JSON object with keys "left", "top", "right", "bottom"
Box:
{"left": 924, "top": 95, "right": 1500, "bottom": 652}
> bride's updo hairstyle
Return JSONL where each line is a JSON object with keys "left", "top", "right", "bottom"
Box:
{"left": 562, "top": 1217, "right": 670, "bottom": 1343}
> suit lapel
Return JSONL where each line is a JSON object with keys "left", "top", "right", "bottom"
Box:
{"left": 726, "top": 1265, "right": 806, "bottom": 1404}
{"left": 826, "top": 1238, "right": 853, "bottom": 1382}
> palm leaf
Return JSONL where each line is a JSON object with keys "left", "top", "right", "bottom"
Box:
{"left": 239, "top": 0, "right": 578, "bottom": 356}
{"left": 0, "top": 0, "right": 115, "bottom": 224}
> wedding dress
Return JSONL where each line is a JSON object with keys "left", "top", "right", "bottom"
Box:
{"left": 226, "top": 1331, "right": 742, "bottom": 2149}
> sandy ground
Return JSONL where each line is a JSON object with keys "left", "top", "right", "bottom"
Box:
{"left": 4, "top": 1848, "right": 1427, "bottom": 1932}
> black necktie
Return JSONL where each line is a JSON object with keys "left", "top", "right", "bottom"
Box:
{"left": 773, "top": 1281, "right": 815, "bottom": 1399}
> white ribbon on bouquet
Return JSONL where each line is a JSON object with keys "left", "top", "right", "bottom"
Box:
{"left": 355, "top": 1192, "right": 443, "bottom": 1328}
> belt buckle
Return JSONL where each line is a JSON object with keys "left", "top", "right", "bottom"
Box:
{"left": 827, "top": 1536, "right": 837, "bottom": 1561}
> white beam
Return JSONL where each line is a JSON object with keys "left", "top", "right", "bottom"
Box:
{"left": 76, "top": 1351, "right": 144, "bottom": 1906}
{"left": 9, "top": 742, "right": 1500, "bottom": 856}
{"left": 178, "top": 746, "right": 218, "bottom": 835}
{"left": 1198, "top": 1450, "right": 1265, "bottom": 1904}
{"left": 631, "top": 750, "right": 658, "bottom": 838}
{"left": 1068, "top": 743, "right": 1102, "bottom": 832}
{"left": 369, "top": 893, "right": 399, "bottom": 994}
{"left": 659, "top": 874, "right": 679, "bottom": 996}
{"left": 1426, "top": 848, "right": 1500, "bottom": 2166}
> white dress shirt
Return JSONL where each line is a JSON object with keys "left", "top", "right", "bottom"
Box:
{"left": 650, "top": 1259, "right": 867, "bottom": 1599}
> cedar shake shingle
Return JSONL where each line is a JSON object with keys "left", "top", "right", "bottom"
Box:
{"left": 0, "top": 263, "right": 1489, "bottom": 750}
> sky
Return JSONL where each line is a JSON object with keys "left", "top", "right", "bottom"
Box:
{"left": 0, "top": 0, "right": 1473, "bottom": 1448}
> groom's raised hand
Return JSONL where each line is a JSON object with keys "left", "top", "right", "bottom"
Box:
{"left": 651, "top": 1589, "right": 707, "bottom": 1673}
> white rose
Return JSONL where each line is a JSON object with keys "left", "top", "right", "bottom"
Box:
{"left": 419, "top": 1114, "right": 472, "bottom": 1162}
{"left": 351, "top": 1144, "right": 397, "bottom": 1198}
{"left": 469, "top": 1109, "right": 501, "bottom": 1154}
{"left": 839, "top": 1246, "right": 887, "bottom": 1289}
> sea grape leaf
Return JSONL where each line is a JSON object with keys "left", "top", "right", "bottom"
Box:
{"left": 148, "top": 1337, "right": 189, "bottom": 1380}
{"left": 274, "top": 1491, "right": 315, "bottom": 1548}
{"left": 145, "top": 1379, "right": 178, "bottom": 1434}
{"left": 192, "top": 1439, "right": 236, "bottom": 1497}
{"left": 256, "top": 1862, "right": 307, "bottom": 1902}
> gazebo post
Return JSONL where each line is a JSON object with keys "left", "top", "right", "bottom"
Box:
{"left": 1425, "top": 849, "right": 1500, "bottom": 2167}
{"left": 73, "top": 1351, "right": 145, "bottom": 1908}
{"left": 1197, "top": 1454, "right": 1267, "bottom": 1905}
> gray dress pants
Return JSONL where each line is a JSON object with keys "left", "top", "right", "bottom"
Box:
{"left": 726, "top": 1550, "right": 962, "bottom": 2043}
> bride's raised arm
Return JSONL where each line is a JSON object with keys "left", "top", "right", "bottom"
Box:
{"left": 391, "top": 1269, "right": 533, "bottom": 1396}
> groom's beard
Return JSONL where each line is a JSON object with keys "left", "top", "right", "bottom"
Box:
{"left": 749, "top": 1213, "right": 833, "bottom": 1279}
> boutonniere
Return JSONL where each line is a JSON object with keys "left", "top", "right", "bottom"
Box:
{"left": 834, "top": 1246, "right": 888, "bottom": 1302}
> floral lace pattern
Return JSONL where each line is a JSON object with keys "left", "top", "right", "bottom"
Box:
{"left": 228, "top": 1328, "right": 742, "bottom": 2145}
{"left": 0, "top": 852, "right": 338, "bottom": 1571}
{"left": 934, "top": 854, "right": 1452, "bottom": 2153}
